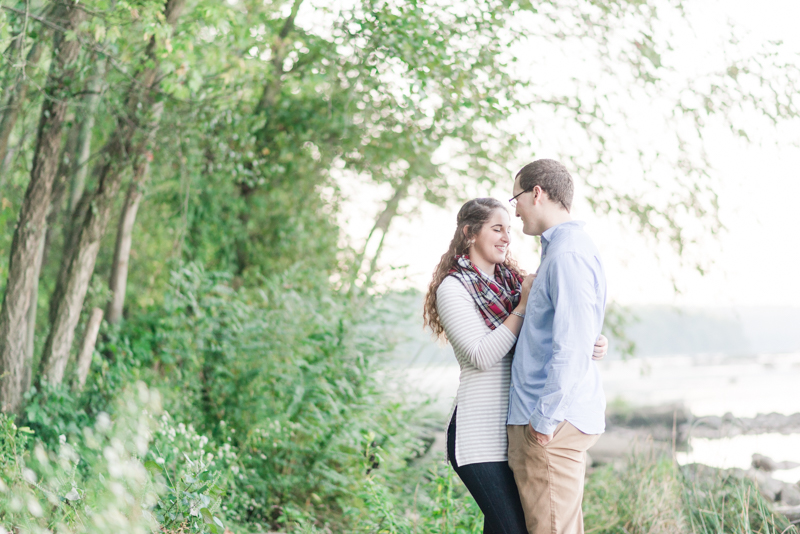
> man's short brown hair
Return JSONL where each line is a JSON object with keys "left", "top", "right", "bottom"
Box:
{"left": 516, "top": 159, "right": 574, "bottom": 212}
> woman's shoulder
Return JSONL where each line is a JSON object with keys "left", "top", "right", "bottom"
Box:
{"left": 436, "top": 274, "right": 463, "bottom": 294}
{"left": 436, "top": 275, "right": 472, "bottom": 307}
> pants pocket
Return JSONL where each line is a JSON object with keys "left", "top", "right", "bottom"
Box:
{"left": 524, "top": 424, "right": 548, "bottom": 448}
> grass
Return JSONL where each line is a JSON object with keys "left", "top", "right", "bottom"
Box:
{"left": 583, "top": 447, "right": 799, "bottom": 534}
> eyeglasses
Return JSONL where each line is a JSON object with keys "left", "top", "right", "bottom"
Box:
{"left": 508, "top": 189, "right": 532, "bottom": 208}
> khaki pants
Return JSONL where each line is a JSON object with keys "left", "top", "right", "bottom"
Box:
{"left": 507, "top": 421, "right": 600, "bottom": 534}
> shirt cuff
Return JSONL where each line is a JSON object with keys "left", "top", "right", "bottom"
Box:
{"left": 529, "top": 410, "right": 561, "bottom": 435}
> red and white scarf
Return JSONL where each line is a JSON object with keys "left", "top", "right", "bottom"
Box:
{"left": 448, "top": 255, "right": 524, "bottom": 330}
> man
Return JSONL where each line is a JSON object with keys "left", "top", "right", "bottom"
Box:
{"left": 506, "top": 159, "right": 607, "bottom": 534}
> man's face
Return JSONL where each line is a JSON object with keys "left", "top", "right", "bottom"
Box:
{"left": 512, "top": 176, "right": 541, "bottom": 236}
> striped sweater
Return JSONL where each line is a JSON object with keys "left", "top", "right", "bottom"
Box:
{"left": 437, "top": 275, "right": 518, "bottom": 466}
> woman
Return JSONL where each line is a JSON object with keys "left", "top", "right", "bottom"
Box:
{"left": 423, "top": 198, "right": 607, "bottom": 534}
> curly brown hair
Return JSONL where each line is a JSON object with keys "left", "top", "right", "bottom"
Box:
{"left": 423, "top": 198, "right": 523, "bottom": 340}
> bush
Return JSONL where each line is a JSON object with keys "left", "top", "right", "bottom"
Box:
{"left": 145, "top": 412, "right": 236, "bottom": 533}
{"left": 1, "top": 382, "right": 233, "bottom": 534}
{"left": 86, "top": 264, "right": 432, "bottom": 531}
{"left": 0, "top": 383, "right": 161, "bottom": 534}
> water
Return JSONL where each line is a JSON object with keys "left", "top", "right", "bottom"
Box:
{"left": 676, "top": 434, "right": 800, "bottom": 484}
{"left": 600, "top": 352, "right": 800, "bottom": 417}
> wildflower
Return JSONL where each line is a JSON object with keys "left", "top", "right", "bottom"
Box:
{"left": 22, "top": 468, "right": 37, "bottom": 484}
{"left": 27, "top": 497, "right": 43, "bottom": 517}
{"left": 96, "top": 412, "right": 112, "bottom": 433}
{"left": 8, "top": 496, "right": 22, "bottom": 512}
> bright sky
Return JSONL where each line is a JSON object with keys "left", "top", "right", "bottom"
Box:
{"left": 338, "top": 0, "right": 800, "bottom": 308}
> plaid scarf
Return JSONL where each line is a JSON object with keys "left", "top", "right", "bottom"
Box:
{"left": 448, "top": 255, "right": 524, "bottom": 330}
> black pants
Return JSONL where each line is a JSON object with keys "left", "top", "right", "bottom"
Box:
{"left": 447, "top": 409, "right": 528, "bottom": 534}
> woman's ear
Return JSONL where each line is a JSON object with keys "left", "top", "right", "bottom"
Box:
{"left": 462, "top": 225, "right": 470, "bottom": 239}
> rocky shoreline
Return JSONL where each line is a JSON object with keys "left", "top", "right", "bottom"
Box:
{"left": 682, "top": 461, "right": 800, "bottom": 523}
{"left": 594, "top": 403, "right": 800, "bottom": 525}
{"left": 605, "top": 403, "right": 800, "bottom": 441}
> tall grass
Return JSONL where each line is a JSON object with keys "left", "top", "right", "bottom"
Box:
{"left": 583, "top": 449, "right": 798, "bottom": 534}
{"left": 683, "top": 464, "right": 798, "bottom": 534}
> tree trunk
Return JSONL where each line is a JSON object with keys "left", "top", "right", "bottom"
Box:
{"left": 351, "top": 176, "right": 411, "bottom": 288}
{"left": 73, "top": 307, "right": 103, "bottom": 392}
{"left": 69, "top": 57, "right": 106, "bottom": 214}
{"left": 233, "top": 0, "right": 303, "bottom": 273}
{"left": 41, "top": 116, "right": 80, "bottom": 270}
{"left": 43, "top": 50, "right": 106, "bottom": 271}
{"left": 38, "top": 0, "right": 186, "bottom": 386}
{"left": 0, "top": 39, "right": 48, "bottom": 170}
{"left": 107, "top": 105, "right": 162, "bottom": 324}
{"left": 22, "top": 225, "right": 47, "bottom": 397}
{"left": 254, "top": 0, "right": 304, "bottom": 115}
{"left": 0, "top": 1, "right": 86, "bottom": 415}
{"left": 106, "top": 182, "right": 142, "bottom": 323}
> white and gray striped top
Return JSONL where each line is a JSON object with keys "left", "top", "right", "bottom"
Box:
{"left": 437, "top": 275, "right": 518, "bottom": 466}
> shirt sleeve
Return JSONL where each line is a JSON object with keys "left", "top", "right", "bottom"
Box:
{"left": 436, "top": 278, "right": 518, "bottom": 371}
{"left": 529, "top": 252, "right": 599, "bottom": 434}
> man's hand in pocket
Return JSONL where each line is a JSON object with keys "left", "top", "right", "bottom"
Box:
{"left": 528, "top": 424, "right": 553, "bottom": 446}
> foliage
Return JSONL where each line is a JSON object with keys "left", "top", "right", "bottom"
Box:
{"left": 583, "top": 451, "right": 799, "bottom": 534}
{"left": 145, "top": 413, "right": 234, "bottom": 534}
{"left": 62, "top": 264, "right": 433, "bottom": 531}
{"left": 1, "top": 382, "right": 233, "bottom": 534}
{"left": 0, "top": 383, "right": 162, "bottom": 534}
{"left": 682, "top": 465, "right": 799, "bottom": 534}
{"left": 583, "top": 449, "right": 688, "bottom": 533}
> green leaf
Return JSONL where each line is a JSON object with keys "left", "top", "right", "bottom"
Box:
{"left": 144, "top": 460, "right": 162, "bottom": 473}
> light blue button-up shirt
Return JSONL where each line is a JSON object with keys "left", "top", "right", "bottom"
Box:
{"left": 507, "top": 220, "right": 607, "bottom": 435}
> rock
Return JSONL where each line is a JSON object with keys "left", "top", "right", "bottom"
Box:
{"left": 746, "top": 468, "right": 785, "bottom": 502}
{"left": 774, "top": 504, "right": 800, "bottom": 523}
{"left": 726, "top": 467, "right": 747, "bottom": 480}
{"left": 753, "top": 454, "right": 780, "bottom": 472}
{"left": 607, "top": 402, "right": 690, "bottom": 430}
{"left": 681, "top": 463, "right": 724, "bottom": 484}
{"left": 780, "top": 485, "right": 800, "bottom": 506}
{"left": 688, "top": 411, "right": 800, "bottom": 438}
{"left": 722, "top": 412, "right": 737, "bottom": 423}
{"left": 589, "top": 428, "right": 671, "bottom": 466}
{"left": 761, "top": 412, "right": 787, "bottom": 429}
{"left": 752, "top": 453, "right": 800, "bottom": 472}
{"left": 697, "top": 415, "right": 722, "bottom": 430}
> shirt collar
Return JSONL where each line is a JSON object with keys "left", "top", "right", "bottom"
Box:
{"left": 541, "top": 220, "right": 585, "bottom": 253}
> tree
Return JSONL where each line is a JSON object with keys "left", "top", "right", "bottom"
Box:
{"left": 0, "top": 4, "right": 52, "bottom": 172}
{"left": 0, "top": 0, "right": 86, "bottom": 415}
{"left": 39, "top": 0, "right": 186, "bottom": 386}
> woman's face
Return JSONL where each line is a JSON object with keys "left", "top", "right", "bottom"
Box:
{"left": 468, "top": 209, "right": 512, "bottom": 267}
